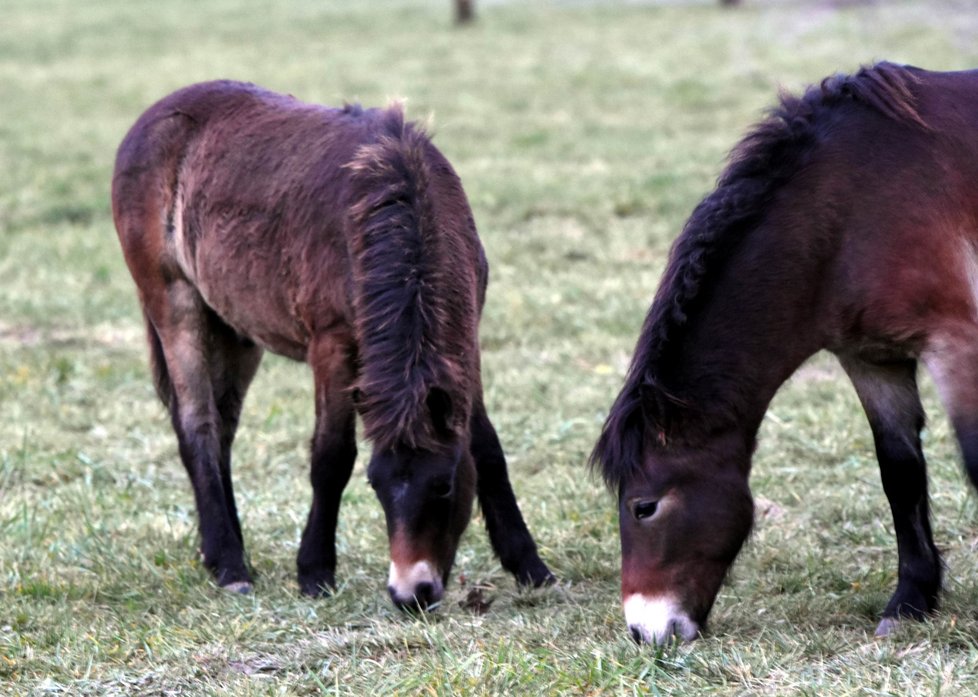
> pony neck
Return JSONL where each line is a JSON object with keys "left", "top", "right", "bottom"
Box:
{"left": 654, "top": 219, "right": 825, "bottom": 448}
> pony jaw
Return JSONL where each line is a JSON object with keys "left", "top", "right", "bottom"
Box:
{"left": 623, "top": 593, "right": 700, "bottom": 645}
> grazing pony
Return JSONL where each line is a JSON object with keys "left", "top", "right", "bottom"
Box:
{"left": 591, "top": 62, "right": 978, "bottom": 643}
{"left": 112, "top": 81, "right": 552, "bottom": 608}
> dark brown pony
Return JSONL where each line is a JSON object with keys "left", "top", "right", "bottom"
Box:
{"left": 112, "top": 81, "right": 552, "bottom": 609}
{"left": 592, "top": 62, "right": 978, "bottom": 643}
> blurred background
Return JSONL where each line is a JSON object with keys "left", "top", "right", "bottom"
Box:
{"left": 3, "top": 1, "right": 978, "bottom": 694}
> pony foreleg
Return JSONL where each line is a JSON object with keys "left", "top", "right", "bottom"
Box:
{"left": 297, "top": 339, "right": 357, "bottom": 597}
{"left": 469, "top": 398, "right": 554, "bottom": 587}
{"left": 841, "top": 357, "right": 940, "bottom": 636}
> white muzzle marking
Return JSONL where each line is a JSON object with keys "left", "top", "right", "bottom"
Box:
{"left": 387, "top": 560, "right": 441, "bottom": 600}
{"left": 623, "top": 593, "right": 700, "bottom": 645}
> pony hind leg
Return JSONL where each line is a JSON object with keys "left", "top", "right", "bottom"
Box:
{"left": 145, "top": 284, "right": 256, "bottom": 592}
{"left": 840, "top": 356, "right": 941, "bottom": 635}
{"left": 205, "top": 311, "right": 264, "bottom": 549}
{"left": 297, "top": 335, "right": 358, "bottom": 597}
{"left": 469, "top": 396, "right": 554, "bottom": 587}
{"left": 924, "top": 328, "right": 978, "bottom": 492}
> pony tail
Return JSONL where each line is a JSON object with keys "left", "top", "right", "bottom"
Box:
{"left": 346, "top": 105, "right": 448, "bottom": 451}
{"left": 143, "top": 310, "right": 174, "bottom": 410}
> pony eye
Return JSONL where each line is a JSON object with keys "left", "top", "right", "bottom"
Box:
{"left": 632, "top": 500, "right": 658, "bottom": 521}
{"left": 431, "top": 480, "right": 453, "bottom": 499}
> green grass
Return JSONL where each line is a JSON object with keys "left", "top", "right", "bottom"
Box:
{"left": 4, "top": 0, "right": 978, "bottom": 693}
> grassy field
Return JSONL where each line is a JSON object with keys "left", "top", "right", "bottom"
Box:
{"left": 4, "top": 0, "right": 978, "bottom": 693}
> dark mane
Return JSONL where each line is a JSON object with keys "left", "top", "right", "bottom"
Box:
{"left": 590, "top": 62, "right": 928, "bottom": 488}
{"left": 347, "top": 105, "right": 471, "bottom": 452}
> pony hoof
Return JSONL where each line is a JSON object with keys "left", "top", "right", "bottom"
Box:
{"left": 222, "top": 580, "right": 254, "bottom": 595}
{"left": 875, "top": 617, "right": 900, "bottom": 638}
{"left": 299, "top": 582, "right": 334, "bottom": 598}
{"left": 298, "top": 574, "right": 336, "bottom": 598}
{"left": 516, "top": 559, "right": 556, "bottom": 588}
{"left": 533, "top": 571, "right": 557, "bottom": 588}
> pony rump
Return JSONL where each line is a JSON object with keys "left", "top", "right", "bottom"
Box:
{"left": 591, "top": 62, "right": 930, "bottom": 489}
{"left": 347, "top": 104, "right": 460, "bottom": 452}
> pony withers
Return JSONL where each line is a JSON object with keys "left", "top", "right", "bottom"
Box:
{"left": 112, "top": 82, "right": 553, "bottom": 609}
{"left": 592, "top": 62, "right": 978, "bottom": 643}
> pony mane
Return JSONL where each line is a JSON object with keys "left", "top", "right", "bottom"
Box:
{"left": 590, "top": 62, "right": 928, "bottom": 489}
{"left": 346, "top": 104, "right": 470, "bottom": 452}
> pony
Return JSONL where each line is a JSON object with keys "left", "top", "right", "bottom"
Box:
{"left": 111, "top": 81, "right": 553, "bottom": 609}
{"left": 591, "top": 62, "right": 978, "bottom": 643}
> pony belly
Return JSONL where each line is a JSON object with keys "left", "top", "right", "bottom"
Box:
{"left": 181, "top": 232, "right": 347, "bottom": 362}
{"left": 198, "top": 286, "right": 314, "bottom": 361}
{"left": 179, "top": 256, "right": 311, "bottom": 360}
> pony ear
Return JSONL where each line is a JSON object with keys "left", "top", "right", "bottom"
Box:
{"left": 426, "top": 387, "right": 455, "bottom": 438}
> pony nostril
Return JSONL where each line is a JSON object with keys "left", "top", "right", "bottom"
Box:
{"left": 387, "top": 560, "right": 443, "bottom": 612}
{"left": 389, "top": 586, "right": 419, "bottom": 612}
{"left": 415, "top": 581, "right": 436, "bottom": 607}
{"left": 388, "top": 581, "right": 443, "bottom": 613}
{"left": 624, "top": 594, "right": 700, "bottom": 645}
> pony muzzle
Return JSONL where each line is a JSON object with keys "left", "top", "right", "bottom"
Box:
{"left": 387, "top": 559, "right": 444, "bottom": 611}
{"left": 623, "top": 593, "right": 700, "bottom": 645}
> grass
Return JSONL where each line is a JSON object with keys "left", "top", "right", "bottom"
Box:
{"left": 3, "top": 0, "right": 978, "bottom": 693}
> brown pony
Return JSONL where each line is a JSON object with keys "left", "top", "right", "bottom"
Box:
{"left": 592, "top": 63, "right": 978, "bottom": 643}
{"left": 112, "top": 81, "right": 552, "bottom": 609}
